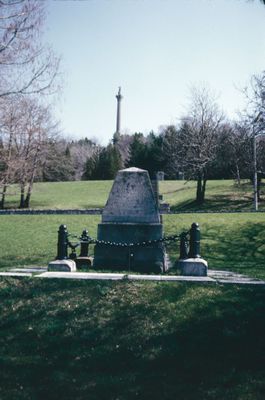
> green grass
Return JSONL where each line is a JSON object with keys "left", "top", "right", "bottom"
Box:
{"left": 0, "top": 180, "right": 264, "bottom": 278}
{"left": 0, "top": 215, "right": 100, "bottom": 270}
{"left": 2, "top": 179, "right": 265, "bottom": 211}
{"left": 0, "top": 278, "right": 264, "bottom": 400}
{"left": 0, "top": 213, "right": 264, "bottom": 279}
{"left": 3, "top": 181, "right": 113, "bottom": 209}
{"left": 164, "top": 213, "right": 265, "bottom": 280}
{"left": 160, "top": 180, "right": 265, "bottom": 211}
{"left": 0, "top": 181, "right": 265, "bottom": 399}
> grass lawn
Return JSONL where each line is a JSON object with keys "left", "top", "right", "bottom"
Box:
{"left": 2, "top": 181, "right": 113, "bottom": 209}
{"left": 160, "top": 180, "right": 265, "bottom": 212}
{"left": 1, "top": 180, "right": 264, "bottom": 279}
{"left": 0, "top": 278, "right": 264, "bottom": 400}
{"left": 0, "top": 181, "right": 265, "bottom": 399}
{"left": 2, "top": 179, "right": 265, "bottom": 211}
{"left": 0, "top": 213, "right": 264, "bottom": 279}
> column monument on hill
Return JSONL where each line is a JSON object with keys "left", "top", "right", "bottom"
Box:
{"left": 115, "top": 87, "right": 123, "bottom": 137}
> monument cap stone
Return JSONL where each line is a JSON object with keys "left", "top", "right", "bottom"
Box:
{"left": 102, "top": 167, "right": 160, "bottom": 224}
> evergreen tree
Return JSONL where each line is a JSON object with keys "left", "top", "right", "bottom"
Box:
{"left": 126, "top": 132, "right": 167, "bottom": 178}
{"left": 82, "top": 153, "right": 100, "bottom": 180}
{"left": 126, "top": 133, "right": 148, "bottom": 169}
{"left": 144, "top": 132, "right": 167, "bottom": 178}
{"left": 84, "top": 144, "right": 122, "bottom": 180}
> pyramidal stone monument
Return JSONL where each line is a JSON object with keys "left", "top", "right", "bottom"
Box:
{"left": 93, "top": 167, "right": 167, "bottom": 273}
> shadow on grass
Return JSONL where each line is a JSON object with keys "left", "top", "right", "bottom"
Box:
{"left": 0, "top": 256, "right": 49, "bottom": 270}
{"left": 171, "top": 194, "right": 254, "bottom": 212}
{"left": 1, "top": 197, "right": 52, "bottom": 210}
{"left": 0, "top": 279, "right": 264, "bottom": 399}
{"left": 204, "top": 221, "right": 265, "bottom": 278}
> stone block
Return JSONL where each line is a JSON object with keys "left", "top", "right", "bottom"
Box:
{"left": 102, "top": 167, "right": 160, "bottom": 224}
{"left": 94, "top": 243, "right": 165, "bottom": 273}
{"left": 48, "top": 259, "right": 76, "bottom": 272}
{"left": 97, "top": 222, "right": 163, "bottom": 243}
{"left": 177, "top": 258, "right": 208, "bottom": 276}
{"left": 75, "top": 256, "right": 93, "bottom": 270}
{"left": 93, "top": 222, "right": 166, "bottom": 273}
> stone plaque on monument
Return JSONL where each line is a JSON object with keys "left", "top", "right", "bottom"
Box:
{"left": 93, "top": 167, "right": 167, "bottom": 273}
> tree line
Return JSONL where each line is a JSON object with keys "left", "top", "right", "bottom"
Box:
{"left": 1, "top": 80, "right": 265, "bottom": 208}
{"left": 81, "top": 82, "right": 265, "bottom": 205}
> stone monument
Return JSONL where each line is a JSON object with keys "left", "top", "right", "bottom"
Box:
{"left": 115, "top": 87, "right": 122, "bottom": 136}
{"left": 93, "top": 167, "right": 167, "bottom": 273}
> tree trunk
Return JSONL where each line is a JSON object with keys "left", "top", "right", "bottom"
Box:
{"left": 24, "top": 191, "right": 31, "bottom": 209}
{"left": 19, "top": 183, "right": 26, "bottom": 208}
{"left": 196, "top": 173, "right": 207, "bottom": 204}
{"left": 235, "top": 163, "right": 241, "bottom": 186}
{"left": 0, "top": 184, "right": 8, "bottom": 209}
{"left": 24, "top": 144, "right": 41, "bottom": 208}
{"left": 257, "top": 175, "right": 261, "bottom": 202}
{"left": 24, "top": 180, "right": 34, "bottom": 208}
{"left": 1, "top": 129, "right": 14, "bottom": 209}
{"left": 202, "top": 177, "right": 207, "bottom": 201}
{"left": 196, "top": 175, "right": 203, "bottom": 204}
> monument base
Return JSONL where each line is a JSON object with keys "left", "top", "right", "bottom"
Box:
{"left": 94, "top": 244, "right": 166, "bottom": 273}
{"left": 48, "top": 259, "right": 76, "bottom": 272}
{"left": 177, "top": 258, "right": 208, "bottom": 276}
{"left": 93, "top": 223, "right": 166, "bottom": 273}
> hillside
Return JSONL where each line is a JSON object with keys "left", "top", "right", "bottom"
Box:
{"left": 2, "top": 179, "right": 265, "bottom": 212}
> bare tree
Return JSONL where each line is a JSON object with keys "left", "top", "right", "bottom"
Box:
{"left": 0, "top": 0, "right": 60, "bottom": 98}
{"left": 0, "top": 1, "right": 61, "bottom": 208}
{"left": 178, "top": 85, "right": 224, "bottom": 204}
{"left": 0, "top": 95, "right": 21, "bottom": 208}
{"left": 13, "top": 98, "right": 58, "bottom": 208}
{"left": 0, "top": 95, "right": 58, "bottom": 208}
{"left": 69, "top": 139, "right": 100, "bottom": 180}
{"left": 231, "top": 122, "right": 253, "bottom": 184}
{"left": 242, "top": 71, "right": 265, "bottom": 125}
{"left": 216, "top": 122, "right": 252, "bottom": 185}
{"left": 115, "top": 134, "right": 133, "bottom": 167}
{"left": 242, "top": 71, "right": 265, "bottom": 200}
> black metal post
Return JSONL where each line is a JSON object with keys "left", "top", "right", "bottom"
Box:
{"left": 188, "top": 222, "right": 201, "bottom": 258}
{"left": 179, "top": 232, "right": 189, "bottom": 259}
{"left": 79, "top": 229, "right": 89, "bottom": 257}
{"left": 57, "top": 224, "right": 68, "bottom": 260}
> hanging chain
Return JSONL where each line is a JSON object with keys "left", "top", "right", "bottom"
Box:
{"left": 67, "top": 232, "right": 188, "bottom": 248}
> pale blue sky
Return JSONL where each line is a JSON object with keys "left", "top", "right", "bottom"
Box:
{"left": 45, "top": 0, "right": 265, "bottom": 144}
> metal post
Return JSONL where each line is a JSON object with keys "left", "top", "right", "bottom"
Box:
{"left": 252, "top": 109, "right": 265, "bottom": 211}
{"left": 253, "top": 135, "right": 258, "bottom": 211}
{"left": 80, "top": 229, "right": 89, "bottom": 257}
{"left": 188, "top": 222, "right": 201, "bottom": 258}
{"left": 179, "top": 232, "right": 189, "bottom": 259}
{"left": 56, "top": 224, "right": 68, "bottom": 260}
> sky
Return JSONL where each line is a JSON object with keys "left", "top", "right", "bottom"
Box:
{"left": 45, "top": 0, "right": 265, "bottom": 144}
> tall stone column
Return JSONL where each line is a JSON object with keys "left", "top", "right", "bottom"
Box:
{"left": 115, "top": 87, "right": 123, "bottom": 135}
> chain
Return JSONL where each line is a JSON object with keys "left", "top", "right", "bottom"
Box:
{"left": 67, "top": 232, "right": 185, "bottom": 248}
